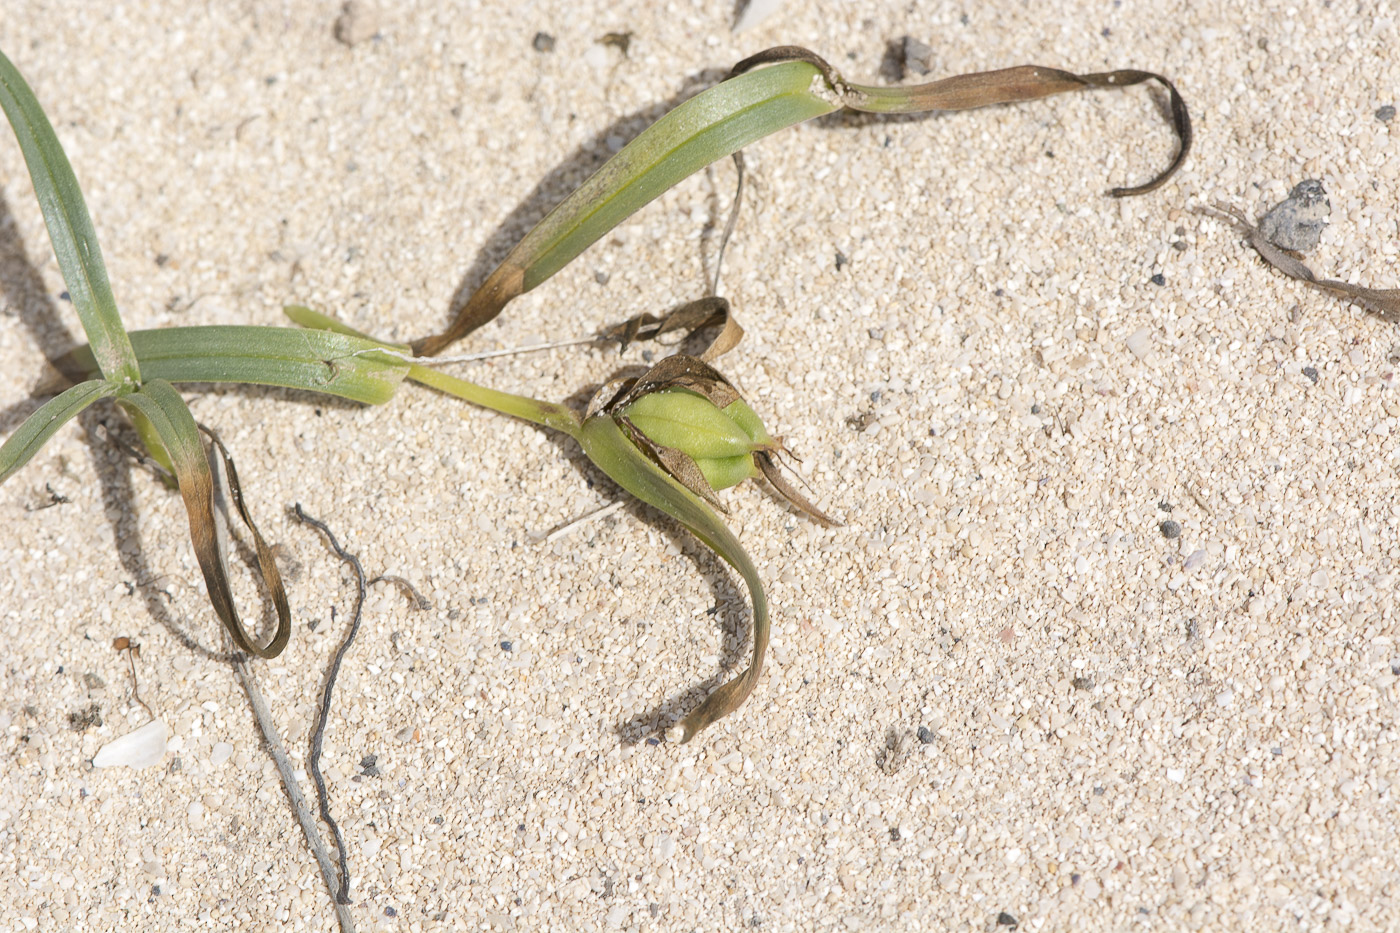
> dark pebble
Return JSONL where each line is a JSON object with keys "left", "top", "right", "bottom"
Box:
{"left": 1160, "top": 520, "right": 1181, "bottom": 539}
{"left": 384, "top": 906, "right": 398, "bottom": 917}
{"left": 1377, "top": 104, "right": 1396, "bottom": 122}
{"left": 359, "top": 753, "right": 380, "bottom": 777}
{"left": 996, "top": 912, "right": 1019, "bottom": 928}
{"left": 533, "top": 31, "right": 555, "bottom": 52}
{"left": 889, "top": 826, "right": 901, "bottom": 841}
{"left": 501, "top": 640, "right": 513, "bottom": 652}
{"left": 916, "top": 725, "right": 936, "bottom": 744}
{"left": 1150, "top": 273, "right": 1166, "bottom": 286}
{"left": 1302, "top": 366, "right": 1319, "bottom": 384}
{"left": 1072, "top": 675, "right": 1095, "bottom": 691}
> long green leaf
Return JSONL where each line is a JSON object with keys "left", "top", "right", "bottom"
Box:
{"left": 117, "top": 379, "right": 290, "bottom": 659}
{"left": 416, "top": 49, "right": 1191, "bottom": 356}
{"left": 58, "top": 326, "right": 411, "bottom": 405}
{"left": 578, "top": 414, "right": 769, "bottom": 743}
{"left": 412, "top": 60, "right": 835, "bottom": 355}
{"left": 0, "top": 379, "right": 117, "bottom": 486}
{"left": 0, "top": 49, "right": 139, "bottom": 387}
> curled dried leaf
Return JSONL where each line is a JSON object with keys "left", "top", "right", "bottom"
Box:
{"left": 730, "top": 47, "right": 1191, "bottom": 196}
{"left": 607, "top": 296, "right": 745, "bottom": 362}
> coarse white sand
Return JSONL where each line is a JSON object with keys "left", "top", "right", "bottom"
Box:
{"left": 2, "top": 1, "right": 1398, "bottom": 930}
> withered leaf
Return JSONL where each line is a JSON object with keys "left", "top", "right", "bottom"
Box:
{"left": 1204, "top": 203, "right": 1400, "bottom": 323}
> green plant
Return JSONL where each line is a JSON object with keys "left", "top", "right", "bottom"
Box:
{"left": 2, "top": 45, "right": 1189, "bottom": 741}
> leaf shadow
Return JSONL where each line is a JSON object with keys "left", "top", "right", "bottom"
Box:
{"left": 528, "top": 381, "right": 753, "bottom": 746}
{"left": 0, "top": 189, "right": 244, "bottom": 661}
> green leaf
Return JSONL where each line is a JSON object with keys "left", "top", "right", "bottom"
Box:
{"left": 578, "top": 414, "right": 769, "bottom": 743}
{"left": 58, "top": 326, "right": 411, "bottom": 405}
{"left": 0, "top": 49, "right": 139, "bottom": 388}
{"left": 413, "top": 61, "right": 836, "bottom": 355}
{"left": 117, "top": 379, "right": 290, "bottom": 659}
{"left": 0, "top": 379, "right": 117, "bottom": 486}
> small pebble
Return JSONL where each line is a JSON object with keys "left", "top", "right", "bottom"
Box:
{"left": 1159, "top": 520, "right": 1181, "bottom": 539}
{"left": 900, "top": 36, "right": 933, "bottom": 77}
{"left": 532, "top": 32, "right": 555, "bottom": 53}
{"left": 1258, "top": 179, "right": 1330, "bottom": 252}
{"left": 332, "top": 1, "right": 378, "bottom": 46}
{"left": 1150, "top": 273, "right": 1166, "bottom": 286}
{"left": 916, "top": 726, "right": 935, "bottom": 744}
{"left": 1377, "top": 104, "right": 1396, "bottom": 122}
{"left": 996, "top": 912, "right": 1019, "bottom": 928}
{"left": 1302, "top": 366, "right": 1319, "bottom": 384}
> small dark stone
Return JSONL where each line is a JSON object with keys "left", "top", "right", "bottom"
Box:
{"left": 996, "top": 912, "right": 1019, "bottom": 928}
{"left": 1071, "top": 873, "right": 1082, "bottom": 885}
{"left": 1302, "top": 366, "right": 1319, "bottom": 384}
{"left": 384, "top": 906, "right": 397, "bottom": 917}
{"left": 59, "top": 291, "right": 71, "bottom": 302}
{"left": 83, "top": 672, "right": 105, "bottom": 690}
{"left": 1159, "top": 520, "right": 1181, "bottom": 539}
{"left": 1377, "top": 105, "right": 1396, "bottom": 122}
{"left": 359, "top": 753, "right": 380, "bottom": 777}
{"left": 1150, "top": 273, "right": 1166, "bottom": 286}
{"left": 67, "top": 704, "right": 102, "bottom": 732}
{"left": 597, "top": 31, "right": 632, "bottom": 56}
{"left": 916, "top": 725, "right": 935, "bottom": 745}
{"left": 889, "top": 826, "right": 901, "bottom": 841}
{"left": 645, "top": 736, "right": 659, "bottom": 746}
{"left": 1072, "top": 675, "right": 1095, "bottom": 691}
{"left": 500, "top": 640, "right": 513, "bottom": 652}
{"left": 1172, "top": 240, "right": 1188, "bottom": 251}
{"left": 835, "top": 250, "right": 849, "bottom": 272}
{"left": 594, "top": 270, "right": 610, "bottom": 285}
{"left": 1030, "top": 403, "right": 1041, "bottom": 415}
{"left": 1158, "top": 500, "right": 1173, "bottom": 512}
{"left": 532, "top": 31, "right": 556, "bottom": 53}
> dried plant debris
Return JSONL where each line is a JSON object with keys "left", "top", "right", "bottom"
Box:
{"left": 1204, "top": 193, "right": 1400, "bottom": 323}
{"left": 1257, "top": 179, "right": 1329, "bottom": 252}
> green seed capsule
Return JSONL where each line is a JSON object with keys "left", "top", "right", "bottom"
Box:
{"left": 694, "top": 453, "right": 761, "bottom": 491}
{"left": 623, "top": 388, "right": 756, "bottom": 459}
{"left": 721, "top": 397, "right": 772, "bottom": 445}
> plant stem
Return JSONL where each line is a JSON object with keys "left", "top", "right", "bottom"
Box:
{"left": 406, "top": 364, "right": 581, "bottom": 438}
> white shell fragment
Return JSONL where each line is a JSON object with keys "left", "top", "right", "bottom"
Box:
{"left": 92, "top": 719, "right": 169, "bottom": 769}
{"left": 733, "top": 0, "right": 782, "bottom": 32}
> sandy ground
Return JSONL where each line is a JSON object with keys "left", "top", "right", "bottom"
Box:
{"left": 2, "top": 1, "right": 1399, "bottom": 930}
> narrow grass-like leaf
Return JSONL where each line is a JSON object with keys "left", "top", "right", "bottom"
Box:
{"left": 416, "top": 47, "right": 1191, "bottom": 356}
{"left": 117, "top": 379, "right": 290, "bottom": 658}
{"left": 0, "top": 49, "right": 139, "bottom": 387}
{"left": 412, "top": 61, "right": 835, "bottom": 356}
{"left": 578, "top": 413, "right": 769, "bottom": 743}
{"left": 0, "top": 378, "right": 117, "bottom": 486}
{"left": 58, "top": 326, "right": 411, "bottom": 405}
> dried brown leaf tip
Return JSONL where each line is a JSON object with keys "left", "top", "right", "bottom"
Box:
{"left": 1202, "top": 187, "right": 1400, "bottom": 323}
{"left": 592, "top": 355, "right": 838, "bottom": 526}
